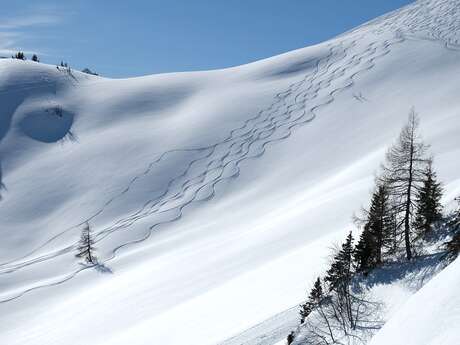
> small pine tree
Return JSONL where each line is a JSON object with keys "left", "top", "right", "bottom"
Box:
{"left": 354, "top": 224, "right": 374, "bottom": 272}
{"left": 364, "top": 184, "right": 394, "bottom": 265}
{"left": 325, "top": 232, "right": 355, "bottom": 329}
{"left": 413, "top": 160, "right": 443, "bottom": 236}
{"left": 325, "top": 232, "right": 354, "bottom": 292}
{"left": 76, "top": 223, "right": 97, "bottom": 264}
{"left": 287, "top": 331, "right": 295, "bottom": 345}
{"left": 32, "top": 54, "right": 39, "bottom": 62}
{"left": 299, "top": 301, "right": 312, "bottom": 325}
{"left": 325, "top": 232, "right": 357, "bottom": 330}
{"left": 309, "top": 277, "right": 324, "bottom": 303}
{"left": 14, "top": 52, "right": 25, "bottom": 60}
{"left": 300, "top": 277, "right": 323, "bottom": 323}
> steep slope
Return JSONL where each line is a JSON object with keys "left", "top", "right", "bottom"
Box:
{"left": 369, "top": 258, "right": 460, "bottom": 345}
{"left": 1, "top": 1, "right": 460, "bottom": 344}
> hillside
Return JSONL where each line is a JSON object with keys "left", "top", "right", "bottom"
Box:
{"left": 1, "top": 0, "right": 460, "bottom": 344}
{"left": 369, "top": 257, "right": 460, "bottom": 345}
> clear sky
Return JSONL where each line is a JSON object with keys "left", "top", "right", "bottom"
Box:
{"left": 1, "top": 0, "right": 414, "bottom": 78}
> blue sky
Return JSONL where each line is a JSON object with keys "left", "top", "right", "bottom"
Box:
{"left": 1, "top": 0, "right": 413, "bottom": 78}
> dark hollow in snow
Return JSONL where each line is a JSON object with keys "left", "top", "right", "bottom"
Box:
{"left": 19, "top": 108, "right": 74, "bottom": 143}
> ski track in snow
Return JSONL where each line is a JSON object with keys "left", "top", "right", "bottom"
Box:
{"left": 0, "top": 0, "right": 459, "bottom": 304}
{"left": 348, "top": 0, "right": 460, "bottom": 50}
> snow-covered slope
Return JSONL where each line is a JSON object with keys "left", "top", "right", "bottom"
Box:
{"left": 369, "top": 258, "right": 460, "bottom": 345}
{"left": 1, "top": 1, "right": 460, "bottom": 344}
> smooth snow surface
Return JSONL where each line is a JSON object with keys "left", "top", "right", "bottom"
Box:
{"left": 1, "top": 1, "right": 460, "bottom": 344}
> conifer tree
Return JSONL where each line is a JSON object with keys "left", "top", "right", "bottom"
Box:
{"left": 300, "top": 277, "right": 324, "bottom": 324}
{"left": 76, "top": 222, "right": 97, "bottom": 264}
{"left": 325, "top": 232, "right": 356, "bottom": 329}
{"left": 354, "top": 224, "right": 374, "bottom": 272}
{"left": 31, "top": 54, "right": 39, "bottom": 62}
{"left": 413, "top": 160, "right": 443, "bottom": 236}
{"left": 367, "top": 184, "right": 393, "bottom": 264}
{"left": 325, "top": 232, "right": 354, "bottom": 292}
{"left": 380, "top": 109, "right": 430, "bottom": 260}
{"left": 300, "top": 234, "right": 379, "bottom": 342}
{"left": 14, "top": 52, "right": 25, "bottom": 60}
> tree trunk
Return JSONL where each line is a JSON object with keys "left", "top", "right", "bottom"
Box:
{"left": 404, "top": 130, "right": 415, "bottom": 261}
{"left": 87, "top": 233, "right": 93, "bottom": 263}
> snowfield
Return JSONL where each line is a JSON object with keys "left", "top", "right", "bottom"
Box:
{"left": 369, "top": 257, "right": 460, "bottom": 345}
{"left": 1, "top": 0, "right": 460, "bottom": 344}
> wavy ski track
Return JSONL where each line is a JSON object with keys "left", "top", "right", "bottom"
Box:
{"left": 0, "top": 40, "right": 350, "bottom": 270}
{"left": 3, "top": 0, "right": 460, "bottom": 272}
{"left": 359, "top": 0, "right": 460, "bottom": 50}
{"left": 0, "top": 36, "right": 370, "bottom": 272}
{"left": 3, "top": 0, "right": 460, "bottom": 301}
{"left": 0, "top": 32, "right": 408, "bottom": 303}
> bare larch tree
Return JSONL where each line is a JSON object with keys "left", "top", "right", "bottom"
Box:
{"left": 76, "top": 222, "right": 97, "bottom": 264}
{"left": 380, "top": 109, "right": 429, "bottom": 260}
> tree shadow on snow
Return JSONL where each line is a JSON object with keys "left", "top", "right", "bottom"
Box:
{"left": 79, "top": 261, "right": 113, "bottom": 274}
{"left": 94, "top": 262, "right": 113, "bottom": 274}
{"left": 354, "top": 252, "right": 447, "bottom": 292}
